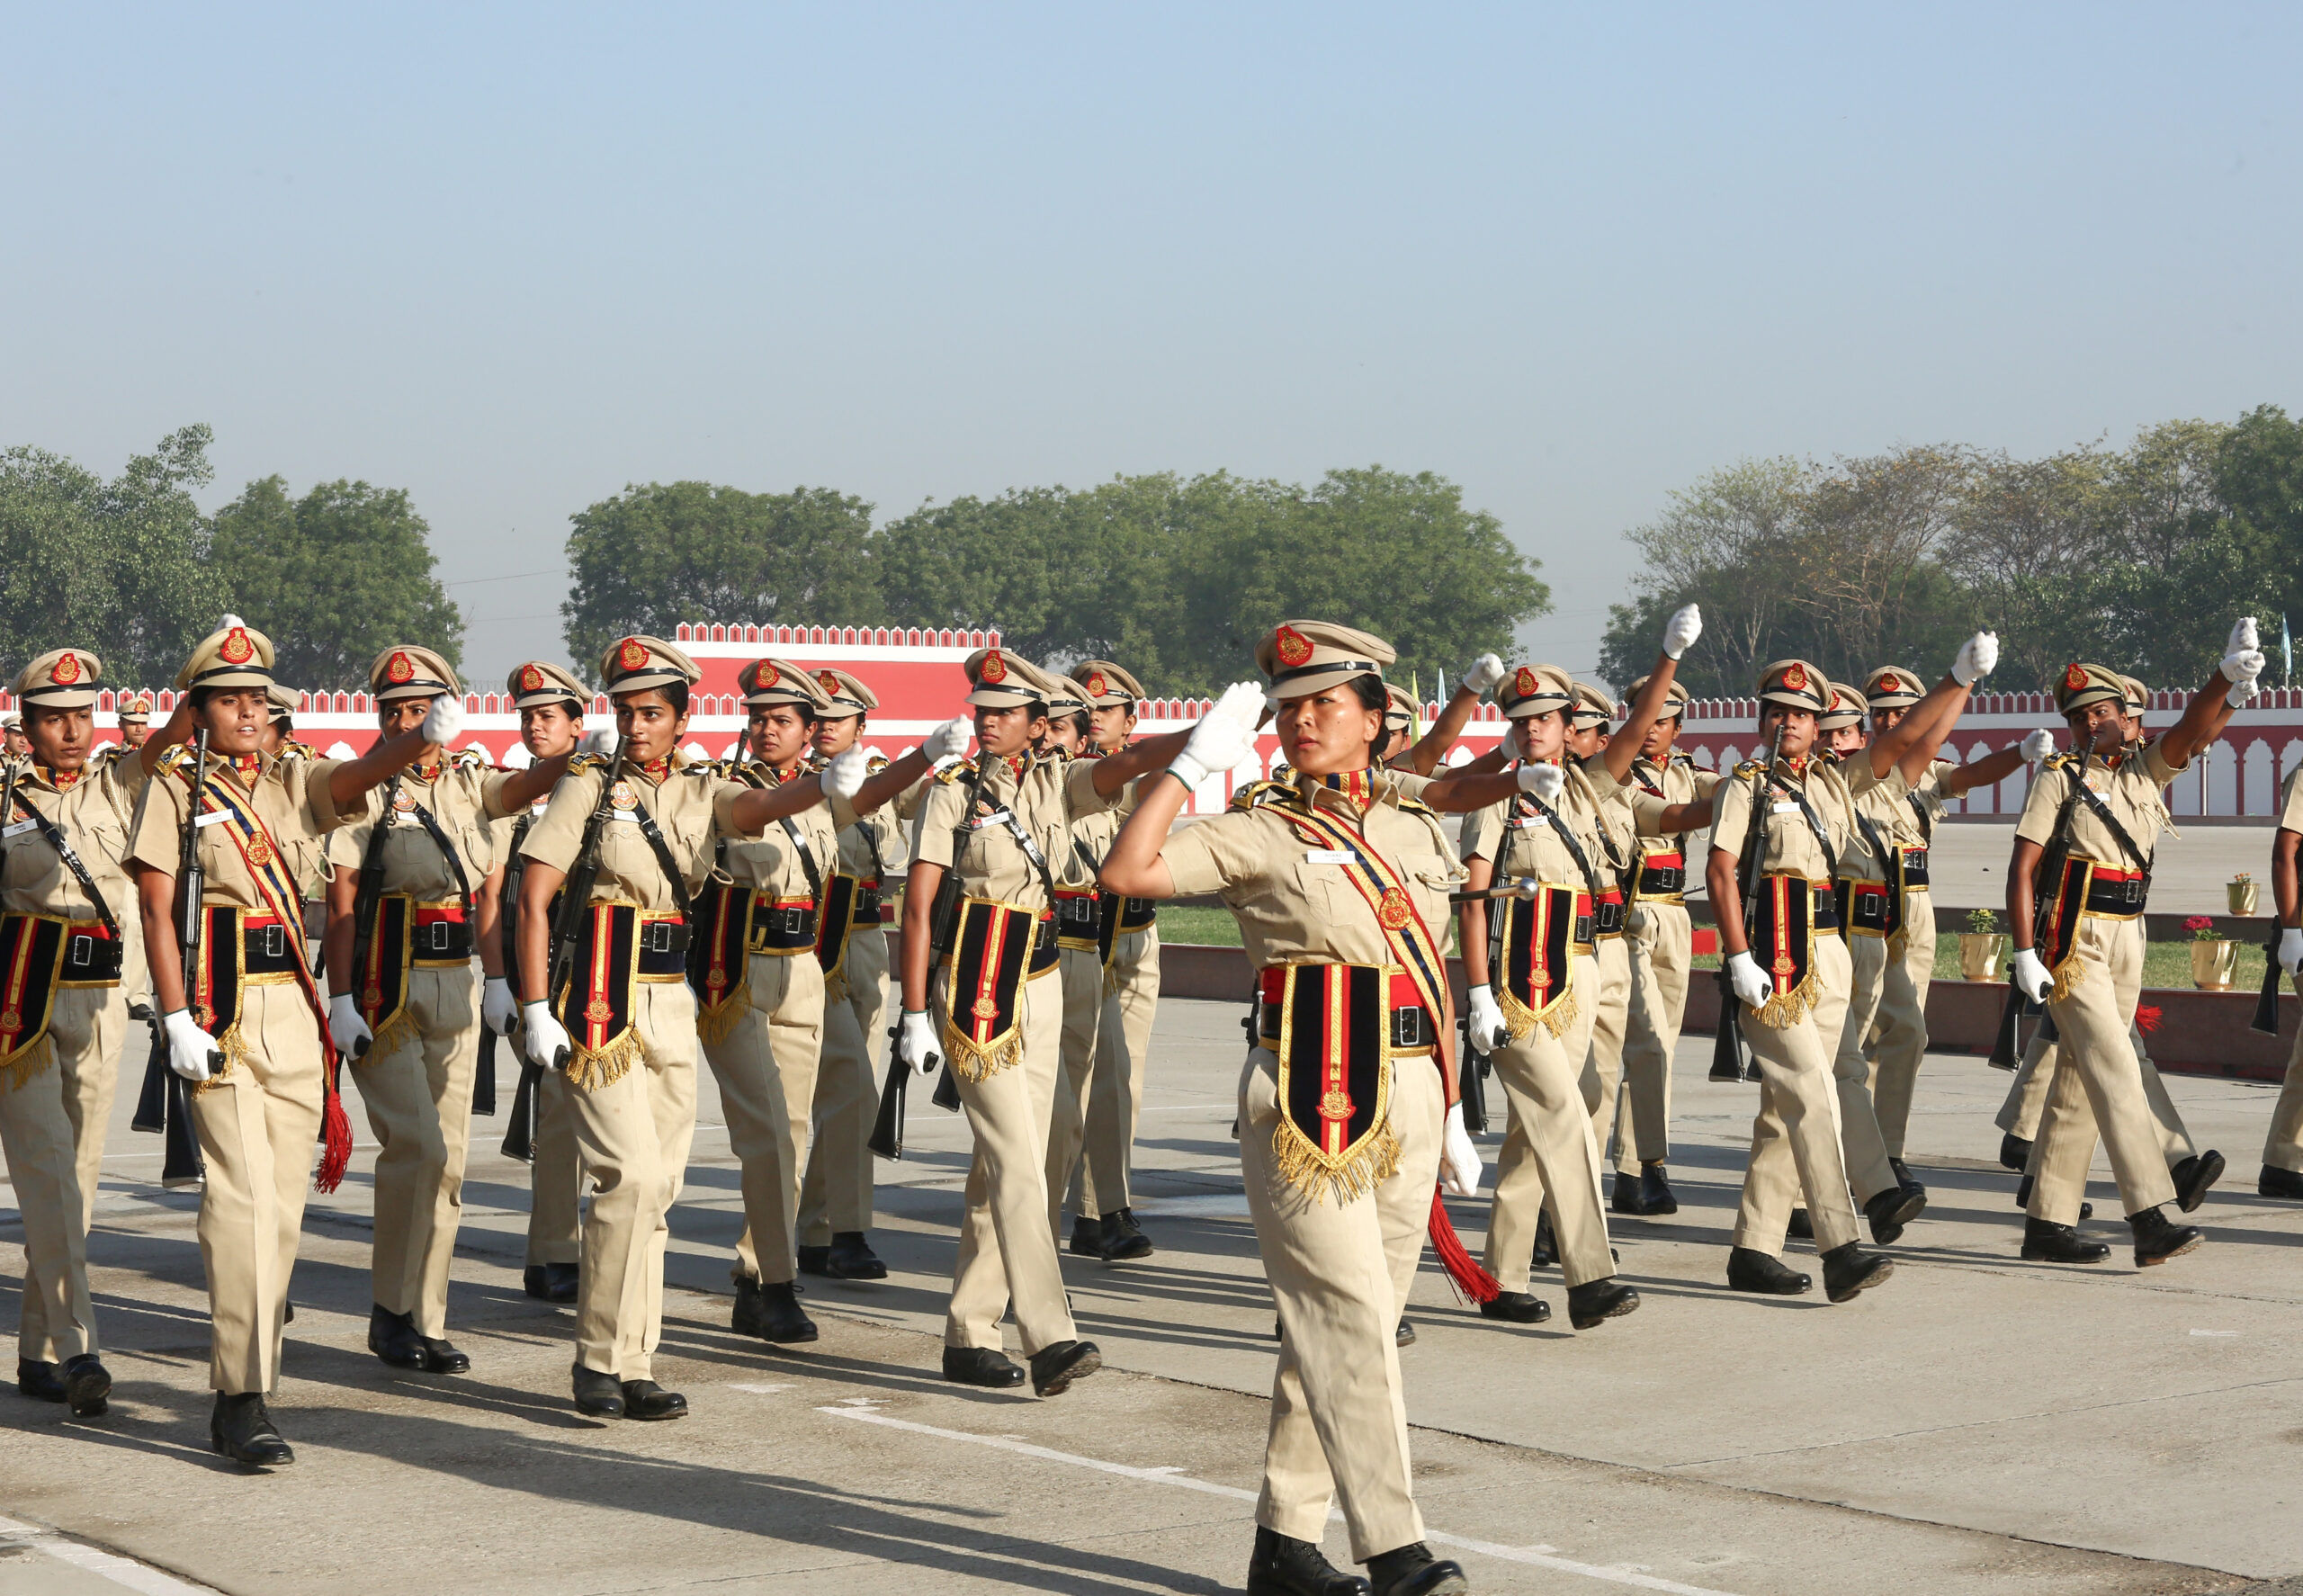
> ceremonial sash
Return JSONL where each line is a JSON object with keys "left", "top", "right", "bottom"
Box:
{"left": 2039, "top": 856, "right": 2146, "bottom": 1003}
{"left": 692, "top": 880, "right": 749, "bottom": 1045}
{"left": 1747, "top": 873, "right": 1827, "bottom": 1029}
{"left": 1835, "top": 877, "right": 1891, "bottom": 938}
{"left": 353, "top": 898, "right": 468, "bottom": 1057}
{"left": 813, "top": 871, "right": 863, "bottom": 982}
{"left": 0, "top": 914, "right": 67, "bottom": 1090}
{"left": 1053, "top": 889, "right": 1100, "bottom": 953}
{"left": 1634, "top": 847, "right": 1685, "bottom": 902}
{"left": 552, "top": 901, "right": 684, "bottom": 1088}
{"left": 940, "top": 898, "right": 1042, "bottom": 1081}
{"left": 1492, "top": 884, "right": 1590, "bottom": 1043}
{"left": 1258, "top": 962, "right": 1402, "bottom": 1205}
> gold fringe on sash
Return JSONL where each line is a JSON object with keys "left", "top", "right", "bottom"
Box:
{"left": 1495, "top": 979, "right": 1580, "bottom": 1044}
{"left": 696, "top": 979, "right": 749, "bottom": 1046}
{"left": 193, "top": 1024, "right": 260, "bottom": 1093}
{"left": 363, "top": 1007, "right": 421, "bottom": 1063}
{"left": 941, "top": 1018, "right": 1024, "bottom": 1083}
{"left": 2048, "top": 950, "right": 2085, "bottom": 1004}
{"left": 0, "top": 1034, "right": 52, "bottom": 1093}
{"left": 825, "top": 969, "right": 849, "bottom": 1006}
{"left": 565, "top": 1029, "right": 642, "bottom": 1092}
{"left": 1750, "top": 970, "right": 1821, "bottom": 1030}
{"left": 1271, "top": 1115, "right": 1401, "bottom": 1207}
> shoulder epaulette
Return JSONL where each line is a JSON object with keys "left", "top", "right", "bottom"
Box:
{"left": 155, "top": 743, "right": 191, "bottom": 772}
{"left": 2042, "top": 750, "right": 2082, "bottom": 773}
{"left": 567, "top": 752, "right": 611, "bottom": 774}
{"left": 1732, "top": 758, "right": 1767, "bottom": 777}
{"left": 866, "top": 754, "right": 889, "bottom": 775}
{"left": 932, "top": 760, "right": 972, "bottom": 786}
{"left": 453, "top": 745, "right": 490, "bottom": 771}
{"left": 1228, "top": 778, "right": 1295, "bottom": 811}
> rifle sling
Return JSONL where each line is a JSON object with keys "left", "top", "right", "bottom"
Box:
{"left": 6, "top": 790, "right": 119, "bottom": 936}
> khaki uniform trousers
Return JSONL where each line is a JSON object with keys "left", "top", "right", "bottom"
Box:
{"left": 1865, "top": 893, "right": 1934, "bottom": 1158}
{"left": 1483, "top": 953, "right": 1612, "bottom": 1291}
{"left": 189, "top": 984, "right": 324, "bottom": 1394}
{"left": 1997, "top": 1021, "right": 2192, "bottom": 1167}
{"left": 1831, "top": 932, "right": 1900, "bottom": 1205}
{"left": 2026, "top": 917, "right": 2181, "bottom": 1224}
{"left": 525, "top": 1067, "right": 582, "bottom": 1267}
{"left": 1615, "top": 901, "right": 1688, "bottom": 1166}
{"left": 1577, "top": 935, "right": 1635, "bottom": 1175}
{"left": 800, "top": 928, "right": 888, "bottom": 1244}
{"left": 1044, "top": 946, "right": 1105, "bottom": 1231}
{"left": 704, "top": 951, "right": 825, "bottom": 1288}
{"left": 351, "top": 965, "right": 479, "bottom": 1336}
{"left": 567, "top": 981, "right": 699, "bottom": 1382}
{"left": 943, "top": 966, "right": 1076, "bottom": 1355}
{"left": 2266, "top": 1019, "right": 2303, "bottom": 1175}
{"left": 4, "top": 984, "right": 129, "bottom": 1365}
{"left": 1732, "top": 931, "right": 1860, "bottom": 1256}
{"left": 1080, "top": 925, "right": 1160, "bottom": 1216}
{"left": 1244, "top": 1045, "right": 1441, "bottom": 1562}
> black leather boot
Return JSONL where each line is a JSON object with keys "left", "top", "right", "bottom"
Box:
{"left": 1478, "top": 1291, "right": 1550, "bottom": 1323}
{"left": 1566, "top": 1277, "right": 1640, "bottom": 1329}
{"left": 1863, "top": 1185, "right": 1925, "bottom": 1246}
{"left": 620, "top": 1378, "right": 687, "bottom": 1421}
{"left": 211, "top": 1392, "right": 293, "bottom": 1466}
{"left": 1786, "top": 1207, "right": 1813, "bottom": 1239}
{"left": 824, "top": 1232, "right": 888, "bottom": 1280}
{"left": 1820, "top": 1242, "right": 1893, "bottom": 1302}
{"left": 524, "top": 1261, "right": 578, "bottom": 1303}
{"left": 369, "top": 1304, "right": 427, "bottom": 1370}
{"left": 2021, "top": 1216, "right": 2110, "bottom": 1263}
{"left": 2171, "top": 1151, "right": 2225, "bottom": 1214}
{"left": 417, "top": 1336, "right": 470, "bottom": 1374}
{"left": 1887, "top": 1156, "right": 1922, "bottom": 1197}
{"left": 1394, "top": 1319, "right": 1416, "bottom": 1348}
{"left": 2260, "top": 1163, "right": 2303, "bottom": 1199}
{"left": 1639, "top": 1161, "right": 1679, "bottom": 1215}
{"left": 2016, "top": 1178, "right": 2090, "bottom": 1219}
{"left": 1028, "top": 1340, "right": 1101, "bottom": 1396}
{"left": 60, "top": 1354, "right": 110, "bottom": 1417}
{"left": 1366, "top": 1541, "right": 1468, "bottom": 1596}
{"left": 2128, "top": 1206, "right": 2202, "bottom": 1266}
{"left": 1725, "top": 1246, "right": 1810, "bottom": 1295}
{"left": 572, "top": 1364, "right": 625, "bottom": 1417}
{"left": 942, "top": 1346, "right": 1026, "bottom": 1388}
{"left": 1101, "top": 1208, "right": 1153, "bottom": 1261}
{"left": 1529, "top": 1209, "right": 1557, "bottom": 1269}
{"left": 796, "top": 1244, "right": 832, "bottom": 1277}
{"left": 1998, "top": 1132, "right": 2032, "bottom": 1171}
{"left": 15, "top": 1359, "right": 63, "bottom": 1402}
{"left": 1068, "top": 1214, "right": 1108, "bottom": 1259}
{"left": 1246, "top": 1525, "right": 1372, "bottom": 1596}
{"left": 732, "top": 1278, "right": 819, "bottom": 1343}
{"left": 1610, "top": 1169, "right": 1646, "bottom": 1215}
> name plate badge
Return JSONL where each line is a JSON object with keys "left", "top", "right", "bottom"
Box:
{"left": 0, "top": 819, "right": 37, "bottom": 838}
{"left": 1303, "top": 848, "right": 1354, "bottom": 865}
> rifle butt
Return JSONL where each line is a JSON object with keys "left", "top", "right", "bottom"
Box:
{"left": 472, "top": 1028, "right": 497, "bottom": 1116}
{"left": 1456, "top": 1020, "right": 1489, "bottom": 1135}
{"left": 1707, "top": 973, "right": 1746, "bottom": 1083}
{"left": 130, "top": 1030, "right": 170, "bottom": 1134}
{"left": 1988, "top": 977, "right": 2022, "bottom": 1068}
{"left": 2254, "top": 944, "right": 2284, "bottom": 1036}
{"left": 931, "top": 1061, "right": 963, "bottom": 1113}
{"left": 500, "top": 1062, "right": 540, "bottom": 1163}
{"left": 867, "top": 1063, "right": 908, "bottom": 1161}
{"left": 159, "top": 1072, "right": 204, "bottom": 1188}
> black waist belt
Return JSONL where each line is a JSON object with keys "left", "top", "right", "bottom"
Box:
{"left": 1898, "top": 847, "right": 1930, "bottom": 888}
{"left": 1636, "top": 859, "right": 1684, "bottom": 897}
{"left": 1030, "top": 914, "right": 1060, "bottom": 973}
{"left": 1118, "top": 896, "right": 1157, "bottom": 933}
{"left": 1808, "top": 883, "right": 1842, "bottom": 932}
{"left": 1260, "top": 990, "right": 1433, "bottom": 1052}
{"left": 1834, "top": 878, "right": 1890, "bottom": 937}
{"left": 244, "top": 919, "right": 303, "bottom": 977}
{"left": 747, "top": 896, "right": 819, "bottom": 952}
{"left": 1593, "top": 892, "right": 1626, "bottom": 938}
{"left": 1055, "top": 892, "right": 1100, "bottom": 932}
{"left": 637, "top": 916, "right": 692, "bottom": 976}
{"left": 2083, "top": 866, "right": 2149, "bottom": 917}
{"left": 855, "top": 885, "right": 882, "bottom": 921}
{"left": 64, "top": 925, "right": 123, "bottom": 983}
{"left": 409, "top": 919, "right": 474, "bottom": 960}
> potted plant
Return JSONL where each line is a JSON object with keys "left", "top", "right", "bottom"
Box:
{"left": 2188, "top": 914, "right": 2238, "bottom": 991}
{"left": 1958, "top": 908, "right": 2006, "bottom": 982}
{"left": 2230, "top": 872, "right": 2260, "bottom": 917}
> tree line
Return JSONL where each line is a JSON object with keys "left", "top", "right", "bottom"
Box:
{"left": 1599, "top": 406, "right": 2303, "bottom": 700}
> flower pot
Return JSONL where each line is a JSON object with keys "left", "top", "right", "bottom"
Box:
{"left": 2191, "top": 939, "right": 2238, "bottom": 991}
{"left": 2229, "top": 882, "right": 2260, "bottom": 916}
{"left": 1958, "top": 932, "right": 2006, "bottom": 982}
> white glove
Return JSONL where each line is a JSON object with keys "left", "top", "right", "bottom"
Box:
{"left": 1465, "top": 983, "right": 1509, "bottom": 1053}
{"left": 163, "top": 1008, "right": 222, "bottom": 1082}
{"left": 1725, "top": 950, "right": 1772, "bottom": 1009}
{"left": 1439, "top": 1101, "right": 1483, "bottom": 1198}
{"left": 220, "top": 613, "right": 245, "bottom": 630}
{"left": 2227, "top": 659, "right": 2264, "bottom": 707}
{"left": 581, "top": 726, "right": 617, "bottom": 757}
{"left": 1662, "top": 602, "right": 1703, "bottom": 660}
{"left": 482, "top": 976, "right": 518, "bottom": 1037}
{"left": 822, "top": 744, "right": 869, "bottom": 800}
{"left": 420, "top": 695, "right": 464, "bottom": 747}
{"left": 2228, "top": 616, "right": 2262, "bottom": 657}
{"left": 1516, "top": 761, "right": 1564, "bottom": 804}
{"left": 1951, "top": 631, "right": 1999, "bottom": 687}
{"left": 521, "top": 1000, "right": 570, "bottom": 1067}
{"left": 2021, "top": 728, "right": 2056, "bottom": 764}
{"left": 898, "top": 1009, "right": 942, "bottom": 1078}
{"left": 922, "top": 715, "right": 970, "bottom": 761}
{"left": 327, "top": 992, "right": 372, "bottom": 1058}
{"left": 1170, "top": 681, "right": 1261, "bottom": 790}
{"left": 1461, "top": 653, "right": 1506, "bottom": 695}
{"left": 2011, "top": 946, "right": 2053, "bottom": 1004}
{"left": 2281, "top": 928, "right": 2303, "bottom": 978}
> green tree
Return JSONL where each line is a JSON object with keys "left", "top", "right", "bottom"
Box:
{"left": 561, "top": 482, "right": 880, "bottom": 677}
{"left": 211, "top": 477, "right": 463, "bottom": 692}
{"left": 0, "top": 425, "right": 226, "bottom": 689}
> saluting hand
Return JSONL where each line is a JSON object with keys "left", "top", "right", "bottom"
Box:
{"left": 1170, "top": 681, "right": 1260, "bottom": 791}
{"left": 1461, "top": 653, "right": 1506, "bottom": 695}
{"left": 1662, "top": 603, "right": 1703, "bottom": 660}
{"left": 1951, "top": 631, "right": 1999, "bottom": 687}
{"left": 1515, "top": 761, "right": 1564, "bottom": 805}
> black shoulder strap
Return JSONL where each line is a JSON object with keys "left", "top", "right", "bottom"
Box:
{"left": 6, "top": 791, "right": 118, "bottom": 934}
{"left": 1779, "top": 774, "right": 1842, "bottom": 884}
{"left": 995, "top": 803, "right": 1062, "bottom": 913}
{"left": 1519, "top": 792, "right": 1603, "bottom": 903}
{"left": 1907, "top": 788, "right": 1934, "bottom": 843}
{"left": 624, "top": 785, "right": 695, "bottom": 928}
{"left": 402, "top": 790, "right": 477, "bottom": 918}
{"left": 2071, "top": 769, "right": 2154, "bottom": 874}
{"left": 779, "top": 813, "right": 825, "bottom": 903}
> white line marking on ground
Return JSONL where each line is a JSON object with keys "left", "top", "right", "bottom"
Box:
{"left": 2189, "top": 1329, "right": 2238, "bottom": 1337}
{"left": 816, "top": 1406, "right": 1743, "bottom": 1596}
{"left": 0, "top": 1515, "right": 219, "bottom": 1594}
{"left": 728, "top": 1382, "right": 793, "bottom": 1394}
{"left": 1143, "top": 1103, "right": 1232, "bottom": 1111}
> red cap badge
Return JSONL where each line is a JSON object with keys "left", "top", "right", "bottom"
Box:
{"left": 1084, "top": 670, "right": 1108, "bottom": 698}
{"left": 387, "top": 651, "right": 415, "bottom": 684}
{"left": 219, "top": 627, "right": 255, "bottom": 666}
{"left": 1273, "top": 626, "right": 1313, "bottom": 668}
{"left": 981, "top": 650, "right": 1008, "bottom": 684}
{"left": 1781, "top": 662, "right": 1807, "bottom": 693}
{"left": 519, "top": 664, "right": 545, "bottom": 692}
{"left": 617, "top": 638, "right": 650, "bottom": 674}
{"left": 818, "top": 671, "right": 843, "bottom": 695}
{"left": 2064, "top": 662, "right": 2090, "bottom": 693}
{"left": 753, "top": 660, "right": 780, "bottom": 691}
{"left": 49, "top": 652, "right": 80, "bottom": 686}
{"left": 1513, "top": 665, "right": 1540, "bottom": 699}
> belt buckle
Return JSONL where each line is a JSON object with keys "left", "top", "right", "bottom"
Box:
{"left": 2122, "top": 877, "right": 2143, "bottom": 906}
{"left": 1392, "top": 1006, "right": 1425, "bottom": 1048}
{"left": 784, "top": 906, "right": 805, "bottom": 935}
{"left": 643, "top": 920, "right": 670, "bottom": 954}
{"left": 67, "top": 934, "right": 91, "bottom": 968}
{"left": 264, "top": 924, "right": 284, "bottom": 958}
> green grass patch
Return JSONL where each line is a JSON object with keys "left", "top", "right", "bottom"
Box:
{"left": 1693, "top": 930, "right": 2266, "bottom": 992}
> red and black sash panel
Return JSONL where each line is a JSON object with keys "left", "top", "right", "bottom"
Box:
{"left": 1492, "top": 883, "right": 1588, "bottom": 1041}
{"left": 1747, "top": 874, "right": 1826, "bottom": 1027}
{"left": 551, "top": 902, "right": 645, "bottom": 1089}
{"left": 1897, "top": 846, "right": 1930, "bottom": 889}
{"left": 1258, "top": 964, "right": 1433, "bottom": 1054}
{"left": 355, "top": 896, "right": 415, "bottom": 1044}
{"left": 0, "top": 914, "right": 68, "bottom": 1084}
{"left": 1054, "top": 889, "right": 1101, "bottom": 952}
{"left": 2081, "top": 861, "right": 2148, "bottom": 917}
{"left": 1592, "top": 886, "right": 1627, "bottom": 939}
{"left": 409, "top": 901, "right": 471, "bottom": 964}
{"left": 56, "top": 919, "right": 121, "bottom": 987}
{"left": 692, "top": 881, "right": 749, "bottom": 1036}
{"left": 814, "top": 873, "right": 862, "bottom": 978}
{"left": 942, "top": 899, "right": 1038, "bottom": 1080}
{"left": 2038, "top": 857, "right": 2146, "bottom": 1000}
{"left": 1117, "top": 895, "right": 1157, "bottom": 933}
{"left": 1635, "top": 848, "right": 1685, "bottom": 901}
{"left": 1029, "top": 910, "right": 1059, "bottom": 975}
{"left": 1834, "top": 878, "right": 1891, "bottom": 938}
{"left": 1260, "top": 962, "right": 1402, "bottom": 1205}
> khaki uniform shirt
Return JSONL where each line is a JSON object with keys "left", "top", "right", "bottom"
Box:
{"left": 2278, "top": 763, "right": 2303, "bottom": 834}
{"left": 1708, "top": 758, "right": 1911, "bottom": 882}
{"left": 1, "top": 759, "right": 149, "bottom": 952}
{"left": 2014, "top": 740, "right": 2183, "bottom": 866}
{"left": 126, "top": 752, "right": 353, "bottom": 908}
{"left": 910, "top": 754, "right": 1113, "bottom": 910}
{"left": 323, "top": 755, "right": 504, "bottom": 901}
{"left": 518, "top": 754, "right": 739, "bottom": 910}
{"left": 1626, "top": 754, "right": 1721, "bottom": 840}
{"left": 716, "top": 762, "right": 855, "bottom": 903}
{"left": 1459, "top": 763, "right": 1612, "bottom": 901}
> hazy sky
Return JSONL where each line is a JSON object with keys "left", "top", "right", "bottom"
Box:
{"left": 7, "top": 4, "right": 2300, "bottom": 691}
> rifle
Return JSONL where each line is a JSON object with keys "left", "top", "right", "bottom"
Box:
{"left": 1456, "top": 1012, "right": 1491, "bottom": 1134}
{"left": 2254, "top": 920, "right": 2286, "bottom": 1036}
{"left": 1710, "top": 723, "right": 1787, "bottom": 1083}
{"left": 871, "top": 753, "right": 990, "bottom": 1144}
{"left": 130, "top": 729, "right": 216, "bottom": 1188}
{"left": 497, "top": 811, "right": 540, "bottom": 1159}
{"left": 341, "top": 775, "right": 401, "bottom": 1060}
{"left": 866, "top": 1018, "right": 908, "bottom": 1160}
{"left": 1991, "top": 745, "right": 2092, "bottom": 1067}
{"left": 473, "top": 1027, "right": 497, "bottom": 1116}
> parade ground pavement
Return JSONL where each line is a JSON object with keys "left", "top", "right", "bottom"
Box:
{"left": 4, "top": 996, "right": 2301, "bottom": 1596}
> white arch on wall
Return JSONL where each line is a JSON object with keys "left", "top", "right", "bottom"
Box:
{"left": 2245, "top": 739, "right": 2275, "bottom": 815}
{"left": 1966, "top": 740, "right": 1996, "bottom": 814}
{"left": 2283, "top": 738, "right": 2303, "bottom": 789}
{"left": 2168, "top": 756, "right": 2201, "bottom": 816}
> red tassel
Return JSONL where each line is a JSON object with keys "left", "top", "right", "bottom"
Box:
{"left": 314, "top": 1055, "right": 352, "bottom": 1194}
{"left": 1427, "top": 1187, "right": 1501, "bottom": 1305}
{"left": 2135, "top": 1004, "right": 2162, "bottom": 1035}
